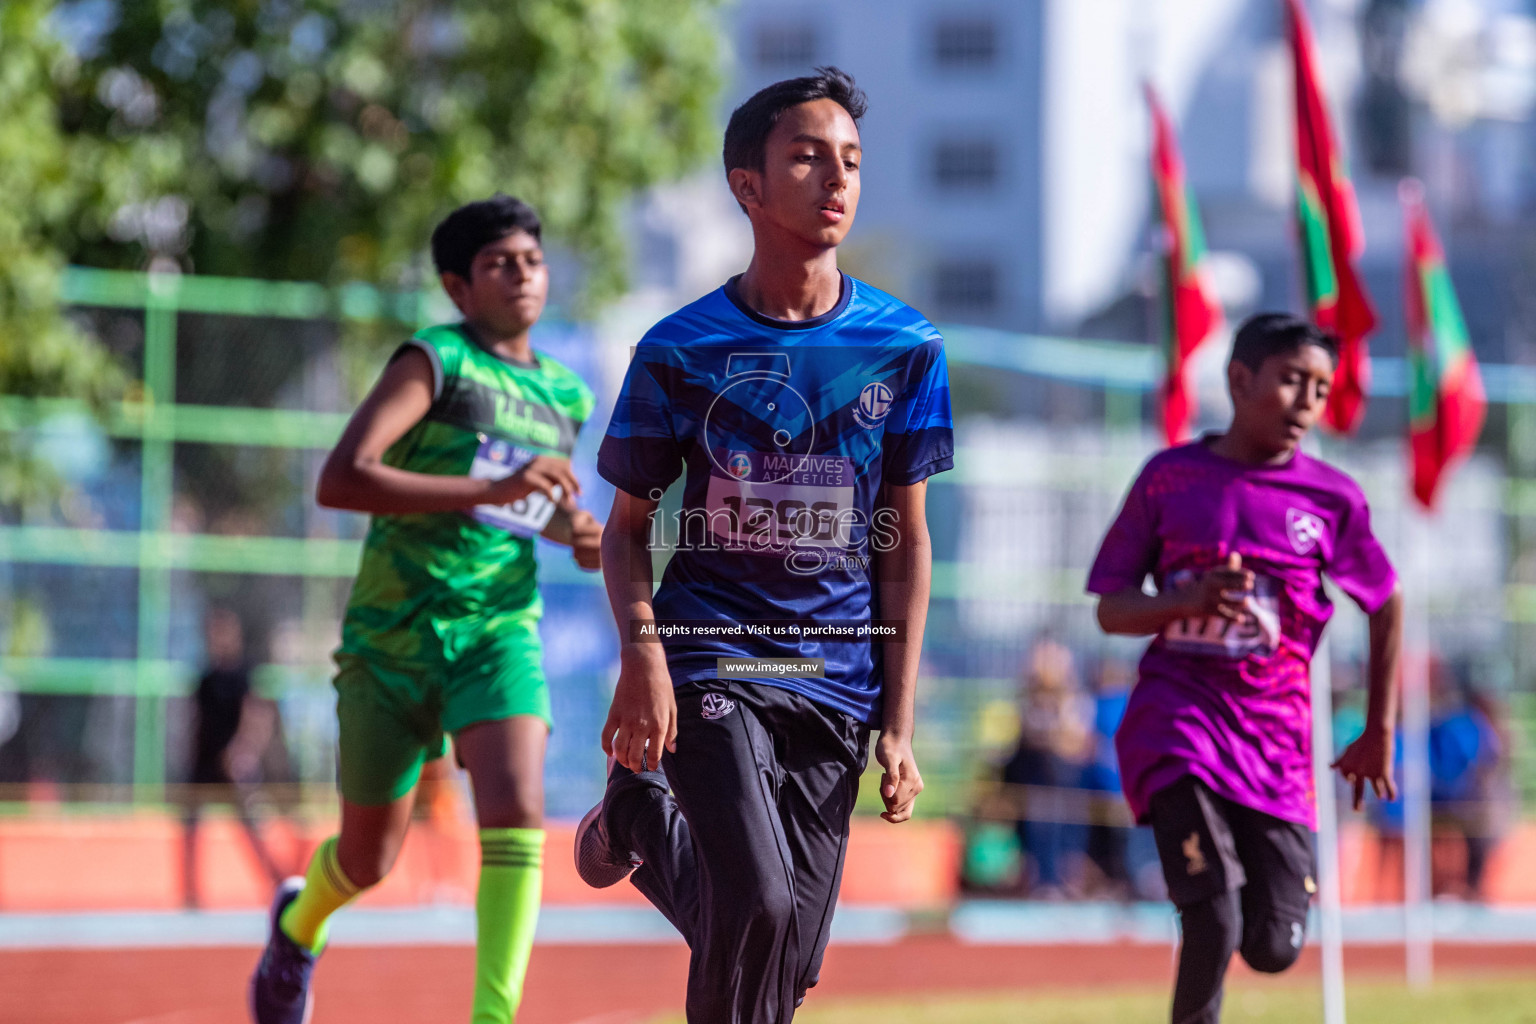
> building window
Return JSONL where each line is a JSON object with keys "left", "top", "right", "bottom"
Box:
{"left": 933, "top": 139, "right": 999, "bottom": 188}
{"left": 755, "top": 24, "right": 817, "bottom": 68}
{"left": 934, "top": 18, "right": 997, "bottom": 68}
{"left": 935, "top": 260, "right": 1000, "bottom": 313}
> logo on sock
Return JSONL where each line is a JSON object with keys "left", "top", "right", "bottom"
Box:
{"left": 701, "top": 693, "right": 736, "bottom": 720}
{"left": 1182, "top": 832, "right": 1208, "bottom": 876}
{"left": 1291, "top": 921, "right": 1305, "bottom": 948}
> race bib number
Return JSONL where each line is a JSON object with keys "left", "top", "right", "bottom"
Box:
{"left": 467, "top": 434, "right": 560, "bottom": 537}
{"left": 1163, "top": 570, "right": 1282, "bottom": 659}
{"left": 702, "top": 450, "right": 855, "bottom": 556}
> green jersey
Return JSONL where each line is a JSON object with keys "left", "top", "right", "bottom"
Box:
{"left": 339, "top": 323, "right": 596, "bottom": 670}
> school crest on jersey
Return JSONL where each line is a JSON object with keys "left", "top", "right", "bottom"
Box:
{"left": 1286, "top": 508, "right": 1324, "bottom": 556}
{"left": 853, "top": 381, "right": 894, "bottom": 429}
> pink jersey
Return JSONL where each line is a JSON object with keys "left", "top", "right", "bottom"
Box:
{"left": 1087, "top": 439, "right": 1397, "bottom": 828}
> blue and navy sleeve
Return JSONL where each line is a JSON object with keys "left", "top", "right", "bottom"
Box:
{"left": 597, "top": 340, "right": 684, "bottom": 499}
{"left": 882, "top": 331, "right": 954, "bottom": 485}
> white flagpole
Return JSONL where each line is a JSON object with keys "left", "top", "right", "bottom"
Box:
{"left": 1402, "top": 507, "right": 1435, "bottom": 987}
{"left": 1311, "top": 635, "right": 1347, "bottom": 1024}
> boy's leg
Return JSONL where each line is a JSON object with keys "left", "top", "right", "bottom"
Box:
{"left": 760, "top": 690, "right": 869, "bottom": 1005}
{"left": 1149, "top": 777, "right": 1246, "bottom": 1024}
{"left": 273, "top": 656, "right": 434, "bottom": 951}
{"left": 1228, "top": 803, "right": 1316, "bottom": 974}
{"left": 605, "top": 760, "right": 701, "bottom": 941}
{"left": 455, "top": 715, "right": 549, "bottom": 1024}
{"left": 664, "top": 683, "right": 803, "bottom": 1024}
{"left": 286, "top": 795, "right": 414, "bottom": 948}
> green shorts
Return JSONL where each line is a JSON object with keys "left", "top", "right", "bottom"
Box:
{"left": 333, "top": 621, "right": 551, "bottom": 806}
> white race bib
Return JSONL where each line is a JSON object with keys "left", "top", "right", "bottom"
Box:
{"left": 702, "top": 450, "right": 856, "bottom": 556}
{"left": 467, "top": 434, "right": 561, "bottom": 537}
{"left": 1162, "top": 570, "right": 1282, "bottom": 659}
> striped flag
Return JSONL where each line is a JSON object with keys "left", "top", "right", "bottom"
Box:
{"left": 1401, "top": 180, "right": 1484, "bottom": 510}
{"left": 1146, "top": 83, "right": 1222, "bottom": 446}
{"left": 1285, "top": 0, "right": 1377, "bottom": 433}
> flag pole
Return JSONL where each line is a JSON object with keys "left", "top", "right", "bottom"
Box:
{"left": 1310, "top": 632, "right": 1348, "bottom": 1024}
{"left": 1402, "top": 507, "right": 1434, "bottom": 987}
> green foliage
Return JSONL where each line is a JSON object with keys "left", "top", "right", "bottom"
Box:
{"left": 0, "top": 0, "right": 129, "bottom": 501}
{"left": 1, "top": 0, "right": 723, "bottom": 506}
{"left": 58, "top": 0, "right": 725, "bottom": 304}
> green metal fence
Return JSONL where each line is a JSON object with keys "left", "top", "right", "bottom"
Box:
{"left": 4, "top": 266, "right": 1536, "bottom": 810}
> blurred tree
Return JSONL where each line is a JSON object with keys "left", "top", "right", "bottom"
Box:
{"left": 2, "top": 0, "right": 723, "bottom": 505}
{"left": 0, "top": 0, "right": 130, "bottom": 502}
{"left": 57, "top": 0, "right": 725, "bottom": 303}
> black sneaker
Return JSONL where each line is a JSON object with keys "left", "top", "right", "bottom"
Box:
{"left": 248, "top": 877, "right": 318, "bottom": 1024}
{"left": 574, "top": 757, "right": 643, "bottom": 888}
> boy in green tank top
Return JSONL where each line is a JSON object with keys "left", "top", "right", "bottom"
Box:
{"left": 249, "top": 196, "right": 599, "bottom": 1024}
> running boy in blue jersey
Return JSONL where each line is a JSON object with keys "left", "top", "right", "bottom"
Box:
{"left": 575, "top": 68, "right": 953, "bottom": 1022}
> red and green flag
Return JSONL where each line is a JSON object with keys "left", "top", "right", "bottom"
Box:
{"left": 1146, "top": 82, "right": 1222, "bottom": 446}
{"left": 1285, "top": 0, "right": 1377, "bottom": 433}
{"left": 1401, "top": 179, "right": 1484, "bottom": 510}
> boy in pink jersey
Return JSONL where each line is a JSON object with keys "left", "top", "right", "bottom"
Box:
{"left": 1088, "top": 313, "right": 1402, "bottom": 1024}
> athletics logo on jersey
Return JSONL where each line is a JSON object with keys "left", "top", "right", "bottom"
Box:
{"left": 700, "top": 693, "right": 736, "bottom": 721}
{"left": 853, "top": 381, "right": 894, "bottom": 429}
{"left": 726, "top": 452, "right": 752, "bottom": 480}
{"left": 1286, "top": 508, "right": 1324, "bottom": 555}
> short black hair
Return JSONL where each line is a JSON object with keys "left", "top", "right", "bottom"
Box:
{"left": 723, "top": 65, "right": 868, "bottom": 175}
{"left": 430, "top": 194, "right": 542, "bottom": 280}
{"left": 1229, "top": 312, "right": 1338, "bottom": 371}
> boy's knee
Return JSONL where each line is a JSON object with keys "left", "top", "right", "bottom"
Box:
{"left": 336, "top": 836, "right": 401, "bottom": 889}
{"left": 472, "top": 772, "right": 545, "bottom": 829}
{"left": 1240, "top": 914, "right": 1306, "bottom": 974}
{"left": 751, "top": 877, "right": 796, "bottom": 931}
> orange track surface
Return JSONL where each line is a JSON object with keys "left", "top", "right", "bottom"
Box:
{"left": 7, "top": 939, "right": 1536, "bottom": 1024}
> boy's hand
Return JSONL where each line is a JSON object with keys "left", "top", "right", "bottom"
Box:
{"left": 1332, "top": 724, "right": 1397, "bottom": 810}
{"left": 568, "top": 510, "right": 603, "bottom": 571}
{"left": 875, "top": 733, "right": 923, "bottom": 823}
{"left": 602, "top": 643, "right": 677, "bottom": 773}
{"left": 1185, "top": 552, "right": 1254, "bottom": 623}
{"left": 485, "top": 455, "right": 581, "bottom": 504}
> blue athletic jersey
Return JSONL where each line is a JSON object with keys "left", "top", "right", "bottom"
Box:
{"left": 598, "top": 274, "right": 954, "bottom": 725}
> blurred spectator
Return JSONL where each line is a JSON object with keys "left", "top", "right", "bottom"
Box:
{"left": 1079, "top": 659, "right": 1164, "bottom": 900}
{"left": 1363, "top": 658, "right": 1515, "bottom": 902}
{"left": 1429, "top": 662, "right": 1513, "bottom": 900}
{"left": 180, "top": 607, "right": 285, "bottom": 909}
{"left": 1002, "top": 637, "right": 1093, "bottom": 897}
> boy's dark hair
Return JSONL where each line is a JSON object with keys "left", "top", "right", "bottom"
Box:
{"left": 1229, "top": 312, "right": 1339, "bottom": 371}
{"left": 430, "top": 194, "right": 542, "bottom": 280}
{"left": 723, "top": 66, "right": 868, "bottom": 175}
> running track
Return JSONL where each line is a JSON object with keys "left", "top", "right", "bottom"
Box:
{"left": 7, "top": 940, "right": 1536, "bottom": 1024}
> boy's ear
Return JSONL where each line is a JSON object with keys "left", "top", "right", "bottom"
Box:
{"left": 440, "top": 270, "right": 472, "bottom": 311}
{"left": 1226, "top": 360, "right": 1252, "bottom": 400}
{"left": 728, "top": 167, "right": 763, "bottom": 212}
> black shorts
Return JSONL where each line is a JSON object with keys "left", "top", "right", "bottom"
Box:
{"left": 1149, "top": 775, "right": 1316, "bottom": 915}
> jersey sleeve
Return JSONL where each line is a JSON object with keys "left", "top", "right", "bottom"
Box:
{"left": 1086, "top": 463, "right": 1161, "bottom": 595}
{"left": 393, "top": 330, "right": 463, "bottom": 403}
{"left": 1326, "top": 485, "right": 1398, "bottom": 613}
{"left": 882, "top": 334, "right": 955, "bottom": 485}
{"left": 597, "top": 341, "right": 684, "bottom": 499}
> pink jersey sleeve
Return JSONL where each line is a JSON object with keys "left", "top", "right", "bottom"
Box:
{"left": 1087, "top": 463, "right": 1161, "bottom": 595}
{"left": 1326, "top": 484, "right": 1397, "bottom": 613}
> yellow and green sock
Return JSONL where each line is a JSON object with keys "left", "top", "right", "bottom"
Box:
{"left": 472, "top": 827, "right": 544, "bottom": 1023}
{"left": 279, "top": 836, "right": 364, "bottom": 954}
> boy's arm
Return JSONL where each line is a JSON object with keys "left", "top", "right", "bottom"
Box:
{"left": 316, "top": 347, "right": 580, "bottom": 514}
{"left": 1332, "top": 585, "right": 1404, "bottom": 810}
{"left": 540, "top": 501, "right": 603, "bottom": 571}
{"left": 599, "top": 489, "right": 676, "bottom": 771}
{"left": 874, "top": 481, "right": 931, "bottom": 824}
{"left": 1095, "top": 553, "right": 1255, "bottom": 636}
